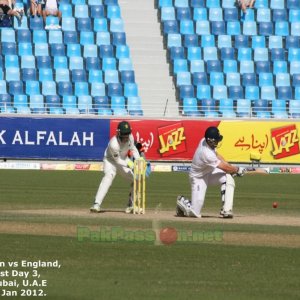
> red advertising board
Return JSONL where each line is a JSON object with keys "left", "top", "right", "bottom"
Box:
{"left": 110, "top": 119, "right": 220, "bottom": 160}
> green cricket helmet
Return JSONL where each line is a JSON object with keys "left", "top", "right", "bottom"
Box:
{"left": 117, "top": 121, "right": 132, "bottom": 138}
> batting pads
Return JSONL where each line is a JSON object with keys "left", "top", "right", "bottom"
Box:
{"left": 222, "top": 174, "right": 235, "bottom": 212}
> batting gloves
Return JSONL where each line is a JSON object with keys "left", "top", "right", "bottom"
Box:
{"left": 236, "top": 167, "right": 246, "bottom": 177}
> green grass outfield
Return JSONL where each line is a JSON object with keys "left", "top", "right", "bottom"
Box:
{"left": 0, "top": 170, "right": 299, "bottom": 300}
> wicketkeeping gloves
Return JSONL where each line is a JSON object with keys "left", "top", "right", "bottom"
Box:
{"left": 127, "top": 159, "right": 134, "bottom": 170}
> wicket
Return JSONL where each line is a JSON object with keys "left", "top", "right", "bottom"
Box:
{"left": 133, "top": 158, "right": 146, "bottom": 214}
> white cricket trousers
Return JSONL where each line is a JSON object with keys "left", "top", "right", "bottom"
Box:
{"left": 189, "top": 169, "right": 227, "bottom": 215}
{"left": 94, "top": 158, "right": 134, "bottom": 206}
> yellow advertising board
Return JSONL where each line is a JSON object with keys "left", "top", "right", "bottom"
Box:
{"left": 217, "top": 121, "right": 300, "bottom": 164}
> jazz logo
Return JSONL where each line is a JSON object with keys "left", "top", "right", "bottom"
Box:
{"left": 271, "top": 124, "right": 299, "bottom": 159}
{"left": 158, "top": 123, "right": 186, "bottom": 157}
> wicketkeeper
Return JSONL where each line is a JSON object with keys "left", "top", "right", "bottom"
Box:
{"left": 176, "top": 126, "right": 245, "bottom": 219}
{"left": 90, "top": 120, "right": 140, "bottom": 213}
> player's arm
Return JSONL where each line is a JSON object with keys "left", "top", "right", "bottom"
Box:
{"left": 107, "top": 140, "right": 128, "bottom": 167}
{"left": 129, "top": 135, "right": 140, "bottom": 160}
{"left": 216, "top": 153, "right": 244, "bottom": 176}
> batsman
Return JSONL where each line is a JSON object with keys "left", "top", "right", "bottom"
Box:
{"left": 176, "top": 126, "right": 245, "bottom": 219}
{"left": 90, "top": 120, "right": 141, "bottom": 214}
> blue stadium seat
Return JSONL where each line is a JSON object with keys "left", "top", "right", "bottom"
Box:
{"left": 261, "top": 86, "right": 276, "bottom": 100}
{"left": 69, "top": 57, "right": 84, "bottom": 70}
{"left": 277, "top": 86, "right": 293, "bottom": 99}
{"left": 206, "top": 60, "right": 222, "bottom": 73}
{"left": 0, "top": 80, "right": 7, "bottom": 94}
{"left": 257, "top": 8, "right": 271, "bottom": 22}
{"left": 64, "top": 31, "right": 79, "bottom": 45}
{"left": 196, "top": 85, "right": 211, "bottom": 99}
{"left": 190, "top": 60, "right": 205, "bottom": 73}
{"left": 29, "top": 17, "right": 44, "bottom": 30}
{"left": 173, "top": 59, "right": 188, "bottom": 74}
{"left": 167, "top": 33, "right": 182, "bottom": 48}
{"left": 190, "top": 0, "right": 205, "bottom": 7}
{"left": 71, "top": 69, "right": 87, "bottom": 82}
{"left": 91, "top": 5, "right": 104, "bottom": 19}
{"left": 224, "top": 8, "right": 238, "bottom": 21}
{"left": 192, "top": 72, "right": 208, "bottom": 85}
{"left": 273, "top": 61, "right": 287, "bottom": 74}
{"left": 124, "top": 83, "right": 138, "bottom": 97}
{"left": 270, "top": 48, "right": 285, "bottom": 61}
{"left": 180, "top": 20, "right": 195, "bottom": 35}
{"left": 111, "top": 95, "right": 125, "bottom": 110}
{"left": 107, "top": 80, "right": 122, "bottom": 95}
{"left": 176, "top": 71, "right": 191, "bottom": 86}
{"left": 14, "top": 16, "right": 28, "bottom": 30}
{"left": 291, "top": 22, "right": 300, "bottom": 36}
{"left": 209, "top": 8, "right": 223, "bottom": 21}
{"left": 104, "top": 70, "right": 119, "bottom": 83}
{"left": 237, "top": 48, "right": 252, "bottom": 61}
{"left": 203, "top": 47, "right": 218, "bottom": 61}
{"left": 110, "top": 18, "right": 125, "bottom": 33}
{"left": 254, "top": 0, "right": 268, "bottom": 8}
{"left": 170, "top": 46, "right": 185, "bottom": 60}
{"left": 45, "top": 95, "right": 61, "bottom": 108}
{"left": 14, "top": 94, "right": 28, "bottom": 109}
{"left": 268, "top": 36, "right": 283, "bottom": 49}
{"left": 234, "top": 35, "right": 249, "bottom": 49}
{"left": 63, "top": 95, "right": 77, "bottom": 108}
{"left": 252, "top": 99, "right": 269, "bottom": 113}
{"left": 251, "top": 36, "right": 265, "bottom": 49}
{"left": 62, "top": 17, "right": 76, "bottom": 31}
{"left": 219, "top": 98, "right": 234, "bottom": 114}
{"left": 18, "top": 43, "right": 33, "bottom": 56}
{"left": 288, "top": 48, "right": 300, "bottom": 62}
{"left": 99, "top": 45, "right": 114, "bottom": 58}
{"left": 227, "top": 21, "right": 241, "bottom": 35}
{"left": 229, "top": 86, "right": 244, "bottom": 99}
{"left": 112, "top": 32, "right": 126, "bottom": 46}
{"left": 83, "top": 45, "right": 98, "bottom": 58}
{"left": 183, "top": 34, "right": 198, "bottom": 47}
{"left": 271, "top": 0, "right": 285, "bottom": 9}
{"left": 77, "top": 18, "right": 92, "bottom": 31}
{"left": 75, "top": 82, "right": 89, "bottom": 96}
{"left": 116, "top": 45, "right": 130, "bottom": 59}
{"left": 256, "top": 61, "right": 271, "bottom": 74}
{"left": 20, "top": 55, "right": 35, "bottom": 69}
{"left": 34, "top": 43, "right": 49, "bottom": 57}
{"left": 239, "top": 60, "right": 254, "bottom": 74}
{"left": 292, "top": 74, "right": 300, "bottom": 87}
{"left": 195, "top": 21, "right": 210, "bottom": 35}
{"left": 187, "top": 47, "right": 201, "bottom": 61}
{"left": 60, "top": 3, "right": 73, "bottom": 17}
{"left": 200, "top": 98, "right": 216, "bottom": 113}
{"left": 179, "top": 85, "right": 195, "bottom": 99}
{"left": 236, "top": 99, "right": 251, "bottom": 117}
{"left": 275, "top": 21, "right": 289, "bottom": 36}
{"left": 75, "top": 4, "right": 89, "bottom": 18}
{"left": 209, "top": 72, "right": 224, "bottom": 85}
{"left": 94, "top": 96, "right": 109, "bottom": 109}
{"left": 193, "top": 7, "right": 207, "bottom": 21}
{"left": 254, "top": 48, "right": 269, "bottom": 61}
{"left": 5, "top": 55, "right": 19, "bottom": 68}
{"left": 213, "top": 85, "right": 227, "bottom": 100}
{"left": 22, "top": 68, "right": 37, "bottom": 81}
{"left": 127, "top": 96, "right": 143, "bottom": 115}
{"left": 54, "top": 56, "right": 68, "bottom": 69}
{"left": 85, "top": 57, "right": 100, "bottom": 71}
{"left": 9, "top": 80, "right": 24, "bottom": 95}
{"left": 88, "top": 70, "right": 103, "bottom": 83}
{"left": 211, "top": 21, "right": 225, "bottom": 35}
{"left": 78, "top": 95, "right": 93, "bottom": 111}
{"left": 241, "top": 9, "right": 254, "bottom": 21}
{"left": 245, "top": 86, "right": 259, "bottom": 100}
{"left": 182, "top": 97, "right": 198, "bottom": 114}
{"left": 272, "top": 100, "right": 288, "bottom": 118}
{"left": 242, "top": 73, "right": 257, "bottom": 86}
{"left": 102, "top": 57, "right": 117, "bottom": 70}
{"left": 39, "top": 69, "right": 53, "bottom": 82}
{"left": 201, "top": 34, "right": 215, "bottom": 47}
{"left": 58, "top": 82, "right": 73, "bottom": 96}
{"left": 48, "top": 31, "right": 63, "bottom": 45}
{"left": 243, "top": 21, "right": 257, "bottom": 35}
{"left": 80, "top": 31, "right": 95, "bottom": 45}
{"left": 0, "top": 94, "right": 12, "bottom": 107}
{"left": 223, "top": 60, "right": 237, "bottom": 73}
{"left": 276, "top": 73, "right": 290, "bottom": 86}
{"left": 273, "top": 9, "right": 288, "bottom": 22}
{"left": 67, "top": 44, "right": 82, "bottom": 57}
{"left": 42, "top": 81, "right": 57, "bottom": 96}
{"left": 290, "top": 61, "right": 300, "bottom": 75}
{"left": 259, "top": 73, "right": 273, "bottom": 86}
{"left": 286, "top": 36, "right": 300, "bottom": 49}
{"left": 289, "top": 100, "right": 300, "bottom": 118}
{"left": 17, "top": 30, "right": 31, "bottom": 43}
{"left": 96, "top": 32, "right": 111, "bottom": 46}
{"left": 177, "top": 7, "right": 192, "bottom": 20}
{"left": 25, "top": 80, "right": 40, "bottom": 95}
{"left": 161, "top": 7, "right": 176, "bottom": 21}
{"left": 295, "top": 87, "right": 300, "bottom": 99}
{"left": 217, "top": 35, "right": 232, "bottom": 48}
{"left": 2, "top": 42, "right": 17, "bottom": 55}
{"left": 5, "top": 68, "right": 20, "bottom": 82}
{"left": 94, "top": 18, "right": 108, "bottom": 32}
{"left": 56, "top": 69, "right": 70, "bottom": 82}
{"left": 91, "top": 82, "right": 106, "bottom": 97}
{"left": 289, "top": 9, "right": 300, "bottom": 23}
{"left": 226, "top": 72, "right": 240, "bottom": 86}
{"left": 29, "top": 95, "right": 44, "bottom": 109}
{"left": 51, "top": 44, "right": 66, "bottom": 57}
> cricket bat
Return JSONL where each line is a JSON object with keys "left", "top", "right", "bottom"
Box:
{"left": 244, "top": 167, "right": 270, "bottom": 175}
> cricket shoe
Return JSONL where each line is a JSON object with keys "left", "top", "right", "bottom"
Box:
{"left": 90, "top": 203, "right": 101, "bottom": 213}
{"left": 219, "top": 209, "right": 233, "bottom": 219}
{"left": 125, "top": 206, "right": 133, "bottom": 214}
{"left": 176, "top": 196, "right": 191, "bottom": 217}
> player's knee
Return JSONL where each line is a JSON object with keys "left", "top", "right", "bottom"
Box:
{"left": 226, "top": 174, "right": 235, "bottom": 187}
